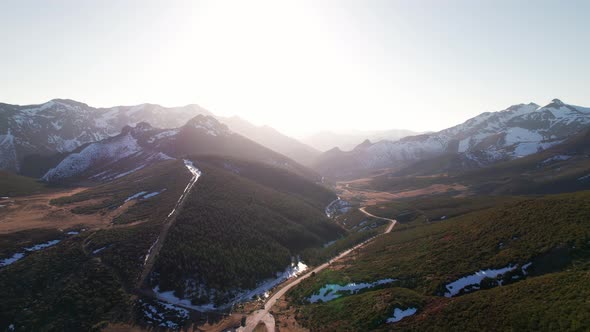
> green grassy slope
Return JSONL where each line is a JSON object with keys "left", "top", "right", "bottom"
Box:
{"left": 396, "top": 270, "right": 590, "bottom": 331}
{"left": 287, "top": 191, "right": 590, "bottom": 331}
{"left": 0, "top": 171, "right": 46, "bottom": 196}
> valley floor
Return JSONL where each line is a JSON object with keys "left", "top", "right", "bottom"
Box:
{"left": 335, "top": 176, "right": 467, "bottom": 205}
{"left": 0, "top": 187, "right": 114, "bottom": 234}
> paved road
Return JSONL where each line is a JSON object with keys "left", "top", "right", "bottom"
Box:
{"left": 240, "top": 207, "right": 396, "bottom": 332}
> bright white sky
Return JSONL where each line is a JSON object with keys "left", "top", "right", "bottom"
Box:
{"left": 1, "top": 0, "right": 589, "bottom": 137}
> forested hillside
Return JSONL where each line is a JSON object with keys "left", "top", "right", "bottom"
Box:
{"left": 153, "top": 157, "right": 344, "bottom": 305}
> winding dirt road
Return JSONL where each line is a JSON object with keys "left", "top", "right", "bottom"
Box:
{"left": 359, "top": 207, "right": 396, "bottom": 233}
{"left": 239, "top": 207, "right": 396, "bottom": 332}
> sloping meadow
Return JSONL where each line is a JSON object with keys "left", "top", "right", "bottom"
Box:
{"left": 286, "top": 191, "right": 590, "bottom": 330}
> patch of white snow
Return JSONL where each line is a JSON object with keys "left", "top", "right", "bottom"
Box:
{"left": 0, "top": 252, "right": 25, "bottom": 267}
{"left": 387, "top": 307, "right": 417, "bottom": 323}
{"left": 309, "top": 278, "right": 396, "bottom": 303}
{"left": 444, "top": 264, "right": 517, "bottom": 297}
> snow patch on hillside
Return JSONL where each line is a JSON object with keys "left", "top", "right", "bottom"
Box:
{"left": 42, "top": 133, "right": 141, "bottom": 181}
{"left": 0, "top": 129, "right": 18, "bottom": 171}
{"left": 335, "top": 100, "right": 590, "bottom": 173}
{"left": 232, "top": 260, "right": 308, "bottom": 304}
{"left": 125, "top": 190, "right": 166, "bottom": 202}
{"left": 153, "top": 260, "right": 308, "bottom": 311}
{"left": 1, "top": 238, "right": 63, "bottom": 268}
{"left": 139, "top": 299, "right": 189, "bottom": 330}
{"left": 542, "top": 155, "right": 571, "bottom": 164}
{"left": 504, "top": 127, "right": 543, "bottom": 145}
{"left": 0, "top": 253, "right": 25, "bottom": 267}
{"left": 143, "top": 190, "right": 166, "bottom": 199}
{"left": 186, "top": 116, "right": 229, "bottom": 136}
{"left": 47, "top": 135, "right": 84, "bottom": 153}
{"left": 125, "top": 191, "right": 148, "bottom": 202}
{"left": 444, "top": 264, "right": 517, "bottom": 297}
{"left": 148, "top": 129, "right": 179, "bottom": 143}
{"left": 309, "top": 278, "right": 396, "bottom": 303}
{"left": 325, "top": 198, "right": 351, "bottom": 218}
{"left": 25, "top": 240, "right": 61, "bottom": 251}
{"left": 387, "top": 307, "right": 417, "bottom": 323}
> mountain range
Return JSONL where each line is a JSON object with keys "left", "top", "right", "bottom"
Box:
{"left": 301, "top": 128, "right": 420, "bottom": 152}
{"left": 313, "top": 99, "right": 590, "bottom": 179}
{"left": 3, "top": 98, "right": 590, "bottom": 184}
{"left": 1, "top": 96, "right": 590, "bottom": 331}
{"left": 0, "top": 99, "right": 319, "bottom": 176}
{"left": 41, "top": 114, "right": 314, "bottom": 183}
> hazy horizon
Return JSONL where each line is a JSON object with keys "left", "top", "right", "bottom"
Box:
{"left": 2, "top": 0, "right": 589, "bottom": 136}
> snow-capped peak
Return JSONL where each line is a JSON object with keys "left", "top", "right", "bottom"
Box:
{"left": 134, "top": 122, "right": 155, "bottom": 132}
{"left": 184, "top": 115, "right": 229, "bottom": 136}
{"left": 540, "top": 98, "right": 566, "bottom": 110}
{"left": 354, "top": 139, "right": 373, "bottom": 150}
{"left": 316, "top": 99, "right": 590, "bottom": 177}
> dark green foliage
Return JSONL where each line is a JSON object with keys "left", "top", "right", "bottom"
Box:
{"left": 341, "top": 192, "right": 590, "bottom": 294}
{"left": 86, "top": 223, "right": 161, "bottom": 288}
{"left": 19, "top": 152, "right": 69, "bottom": 178}
{"left": 296, "top": 287, "right": 426, "bottom": 331}
{"left": 402, "top": 271, "right": 590, "bottom": 331}
{"left": 0, "top": 237, "right": 131, "bottom": 331}
{"left": 0, "top": 228, "right": 64, "bottom": 259}
{"left": 0, "top": 171, "right": 46, "bottom": 196}
{"left": 301, "top": 228, "right": 380, "bottom": 266}
{"left": 366, "top": 195, "right": 523, "bottom": 225}
{"left": 335, "top": 208, "right": 386, "bottom": 231}
{"left": 153, "top": 160, "right": 343, "bottom": 303}
{"left": 196, "top": 156, "right": 336, "bottom": 210}
{"left": 290, "top": 191, "right": 590, "bottom": 330}
{"left": 0, "top": 153, "right": 343, "bottom": 328}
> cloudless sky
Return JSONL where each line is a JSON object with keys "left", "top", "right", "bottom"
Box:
{"left": 1, "top": 0, "right": 589, "bottom": 137}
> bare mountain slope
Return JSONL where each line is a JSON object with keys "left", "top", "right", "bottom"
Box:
{"left": 313, "top": 99, "right": 590, "bottom": 179}
{"left": 41, "top": 115, "right": 318, "bottom": 183}
{"left": 303, "top": 128, "right": 420, "bottom": 152}
{"left": 0, "top": 99, "right": 210, "bottom": 173}
{"left": 220, "top": 116, "right": 320, "bottom": 165}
